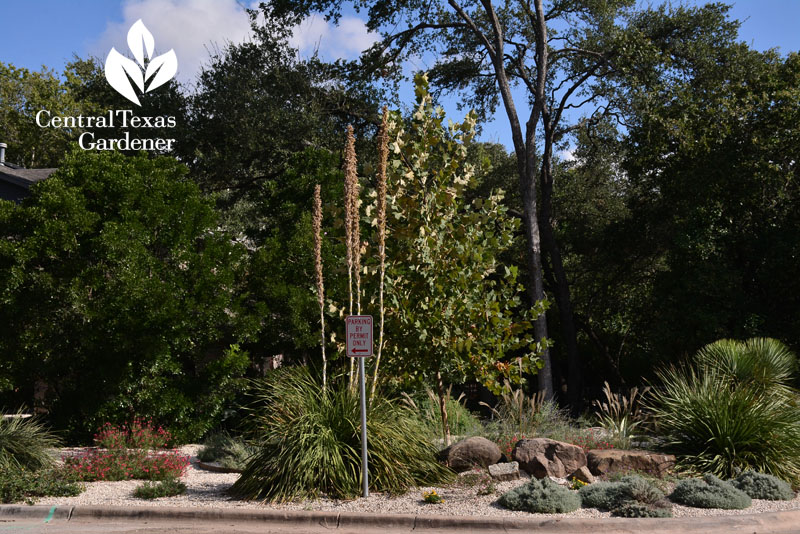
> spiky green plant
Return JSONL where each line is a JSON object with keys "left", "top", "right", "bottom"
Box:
{"left": 0, "top": 413, "right": 60, "bottom": 471}
{"left": 695, "top": 338, "right": 798, "bottom": 397}
{"left": 197, "top": 432, "right": 255, "bottom": 471}
{"left": 230, "top": 367, "right": 455, "bottom": 501}
{"left": 646, "top": 338, "right": 800, "bottom": 484}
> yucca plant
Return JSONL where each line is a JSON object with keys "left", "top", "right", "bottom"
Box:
{"left": 646, "top": 338, "right": 800, "bottom": 485}
{"left": 592, "top": 381, "right": 650, "bottom": 449}
{"left": 230, "top": 367, "right": 455, "bottom": 502}
{"left": 0, "top": 412, "right": 60, "bottom": 471}
{"left": 695, "top": 338, "right": 798, "bottom": 398}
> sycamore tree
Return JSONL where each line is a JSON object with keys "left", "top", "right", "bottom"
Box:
{"left": 378, "top": 75, "right": 548, "bottom": 443}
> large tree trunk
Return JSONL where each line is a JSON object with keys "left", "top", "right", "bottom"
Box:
{"left": 539, "top": 167, "right": 580, "bottom": 411}
{"left": 520, "top": 172, "right": 553, "bottom": 400}
{"left": 460, "top": 0, "right": 553, "bottom": 400}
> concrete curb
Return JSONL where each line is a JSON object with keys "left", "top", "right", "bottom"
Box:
{"left": 2, "top": 505, "right": 800, "bottom": 532}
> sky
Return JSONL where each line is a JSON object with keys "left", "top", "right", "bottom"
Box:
{"left": 2, "top": 0, "right": 800, "bottom": 149}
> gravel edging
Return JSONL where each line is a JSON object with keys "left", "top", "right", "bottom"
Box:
{"left": 33, "top": 445, "right": 800, "bottom": 520}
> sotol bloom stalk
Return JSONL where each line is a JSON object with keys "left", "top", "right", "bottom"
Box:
{"left": 343, "top": 125, "right": 359, "bottom": 385}
{"left": 313, "top": 184, "right": 327, "bottom": 391}
{"left": 370, "top": 106, "right": 389, "bottom": 400}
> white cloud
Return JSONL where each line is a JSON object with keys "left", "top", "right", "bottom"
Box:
{"left": 289, "top": 15, "right": 379, "bottom": 62}
{"left": 91, "top": 0, "right": 257, "bottom": 86}
{"left": 558, "top": 148, "right": 577, "bottom": 162}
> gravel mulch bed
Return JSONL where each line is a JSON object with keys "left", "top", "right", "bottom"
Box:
{"left": 34, "top": 445, "right": 800, "bottom": 520}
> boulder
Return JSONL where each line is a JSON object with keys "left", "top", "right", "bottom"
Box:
{"left": 512, "top": 438, "right": 587, "bottom": 478}
{"left": 569, "top": 465, "right": 595, "bottom": 484}
{"left": 586, "top": 449, "right": 676, "bottom": 477}
{"left": 489, "top": 461, "right": 520, "bottom": 482}
{"left": 440, "top": 437, "right": 502, "bottom": 472}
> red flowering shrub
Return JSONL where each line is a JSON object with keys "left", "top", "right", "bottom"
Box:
{"left": 94, "top": 418, "right": 172, "bottom": 450}
{"left": 567, "top": 429, "right": 615, "bottom": 452}
{"left": 63, "top": 420, "right": 189, "bottom": 482}
{"left": 497, "top": 434, "right": 527, "bottom": 461}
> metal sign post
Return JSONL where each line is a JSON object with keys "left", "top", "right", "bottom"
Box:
{"left": 346, "top": 315, "right": 373, "bottom": 498}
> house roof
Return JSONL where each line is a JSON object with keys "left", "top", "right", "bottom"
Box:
{"left": 0, "top": 164, "right": 57, "bottom": 188}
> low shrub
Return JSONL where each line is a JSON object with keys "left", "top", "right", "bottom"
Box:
{"left": 669, "top": 474, "right": 751, "bottom": 509}
{"left": 0, "top": 462, "right": 84, "bottom": 504}
{"left": 230, "top": 368, "right": 455, "bottom": 501}
{"left": 613, "top": 501, "right": 672, "bottom": 518}
{"left": 579, "top": 475, "right": 668, "bottom": 516}
{"left": 133, "top": 478, "right": 187, "bottom": 499}
{"left": 579, "top": 480, "right": 628, "bottom": 510}
{"left": 732, "top": 471, "right": 795, "bottom": 501}
{"left": 497, "top": 478, "right": 581, "bottom": 513}
{"left": 197, "top": 432, "right": 255, "bottom": 471}
{"left": 0, "top": 413, "right": 60, "bottom": 470}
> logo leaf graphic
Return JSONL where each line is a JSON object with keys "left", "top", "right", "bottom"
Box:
{"left": 105, "top": 48, "right": 145, "bottom": 106}
{"left": 127, "top": 19, "right": 154, "bottom": 67}
{"left": 145, "top": 50, "right": 178, "bottom": 93}
{"left": 104, "top": 20, "right": 178, "bottom": 106}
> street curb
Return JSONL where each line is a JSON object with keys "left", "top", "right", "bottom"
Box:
{"left": 0, "top": 505, "right": 72, "bottom": 522}
{"left": 2, "top": 505, "right": 800, "bottom": 532}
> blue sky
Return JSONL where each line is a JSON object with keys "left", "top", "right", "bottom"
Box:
{"left": 2, "top": 0, "right": 799, "bottom": 149}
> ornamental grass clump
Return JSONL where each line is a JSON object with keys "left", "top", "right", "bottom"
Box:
{"left": 497, "top": 478, "right": 581, "bottom": 514}
{"left": 732, "top": 471, "right": 795, "bottom": 501}
{"left": 669, "top": 474, "right": 751, "bottom": 509}
{"left": 0, "top": 412, "right": 60, "bottom": 470}
{"left": 646, "top": 338, "right": 800, "bottom": 485}
{"left": 230, "top": 367, "right": 455, "bottom": 502}
{"left": 592, "top": 381, "right": 650, "bottom": 449}
{"left": 197, "top": 432, "right": 255, "bottom": 471}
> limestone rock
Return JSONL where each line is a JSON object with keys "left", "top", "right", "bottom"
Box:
{"left": 586, "top": 449, "right": 676, "bottom": 477}
{"left": 440, "top": 436, "right": 503, "bottom": 472}
{"left": 488, "top": 461, "right": 520, "bottom": 482}
{"left": 512, "top": 438, "right": 587, "bottom": 478}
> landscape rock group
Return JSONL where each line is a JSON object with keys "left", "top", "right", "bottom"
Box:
{"left": 443, "top": 436, "right": 676, "bottom": 486}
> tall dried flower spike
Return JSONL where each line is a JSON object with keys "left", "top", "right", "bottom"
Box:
{"left": 371, "top": 106, "right": 389, "bottom": 400}
{"left": 343, "top": 125, "right": 358, "bottom": 385}
{"left": 313, "top": 184, "right": 327, "bottom": 391}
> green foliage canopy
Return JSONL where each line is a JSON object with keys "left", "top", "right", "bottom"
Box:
{"left": 0, "top": 150, "right": 258, "bottom": 442}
